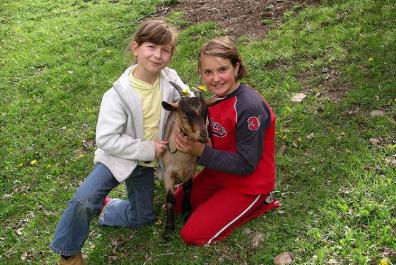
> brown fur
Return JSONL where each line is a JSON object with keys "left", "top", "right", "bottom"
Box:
{"left": 161, "top": 97, "right": 208, "bottom": 193}
{"left": 161, "top": 92, "right": 208, "bottom": 235}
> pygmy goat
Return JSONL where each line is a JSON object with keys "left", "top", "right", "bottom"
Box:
{"left": 161, "top": 81, "right": 208, "bottom": 236}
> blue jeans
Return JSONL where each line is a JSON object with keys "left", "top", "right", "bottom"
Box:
{"left": 50, "top": 163, "right": 155, "bottom": 256}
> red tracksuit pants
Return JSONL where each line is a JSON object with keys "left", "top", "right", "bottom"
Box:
{"left": 174, "top": 170, "right": 279, "bottom": 245}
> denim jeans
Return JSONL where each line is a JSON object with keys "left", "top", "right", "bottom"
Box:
{"left": 50, "top": 163, "right": 155, "bottom": 256}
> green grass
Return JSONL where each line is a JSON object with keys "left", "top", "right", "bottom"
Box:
{"left": 1, "top": 0, "right": 395, "bottom": 264}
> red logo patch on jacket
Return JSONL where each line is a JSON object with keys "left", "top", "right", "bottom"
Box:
{"left": 247, "top": 116, "right": 260, "bottom": 131}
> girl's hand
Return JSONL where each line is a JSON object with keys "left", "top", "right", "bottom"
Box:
{"left": 174, "top": 132, "right": 205, "bottom": 156}
{"left": 154, "top": 140, "right": 168, "bottom": 158}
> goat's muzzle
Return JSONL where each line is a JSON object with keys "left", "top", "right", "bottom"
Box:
{"left": 198, "top": 130, "right": 208, "bottom": 143}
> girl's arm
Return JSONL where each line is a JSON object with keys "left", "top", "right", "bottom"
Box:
{"left": 95, "top": 90, "right": 156, "bottom": 162}
{"left": 198, "top": 102, "right": 271, "bottom": 175}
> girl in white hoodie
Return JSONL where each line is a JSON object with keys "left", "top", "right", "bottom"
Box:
{"left": 50, "top": 19, "right": 187, "bottom": 265}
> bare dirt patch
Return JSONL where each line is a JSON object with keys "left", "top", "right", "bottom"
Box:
{"left": 158, "top": 0, "right": 319, "bottom": 40}
{"left": 156, "top": 0, "right": 354, "bottom": 101}
{"left": 296, "top": 66, "right": 354, "bottom": 102}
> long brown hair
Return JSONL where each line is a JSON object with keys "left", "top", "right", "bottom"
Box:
{"left": 198, "top": 37, "right": 247, "bottom": 80}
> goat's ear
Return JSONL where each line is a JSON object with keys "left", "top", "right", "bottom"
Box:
{"left": 192, "top": 88, "right": 203, "bottom": 98}
{"left": 161, "top": 101, "right": 179, "bottom": 111}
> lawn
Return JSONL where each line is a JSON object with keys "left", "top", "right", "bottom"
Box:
{"left": 0, "top": 0, "right": 395, "bottom": 264}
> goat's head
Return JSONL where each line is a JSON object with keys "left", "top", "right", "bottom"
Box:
{"left": 162, "top": 82, "right": 209, "bottom": 143}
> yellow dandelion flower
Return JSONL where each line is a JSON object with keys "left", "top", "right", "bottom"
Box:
{"left": 182, "top": 87, "right": 191, "bottom": 96}
{"left": 30, "top": 160, "right": 38, "bottom": 166}
{"left": 368, "top": 57, "right": 374, "bottom": 62}
{"left": 198, "top": 85, "right": 207, "bottom": 91}
{"left": 379, "top": 258, "right": 389, "bottom": 265}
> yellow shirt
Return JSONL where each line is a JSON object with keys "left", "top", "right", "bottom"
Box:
{"left": 129, "top": 72, "right": 161, "bottom": 167}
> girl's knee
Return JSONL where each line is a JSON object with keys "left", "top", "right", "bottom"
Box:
{"left": 71, "top": 190, "right": 105, "bottom": 211}
{"left": 68, "top": 198, "right": 99, "bottom": 213}
{"left": 180, "top": 226, "right": 209, "bottom": 246}
{"left": 180, "top": 227, "right": 198, "bottom": 245}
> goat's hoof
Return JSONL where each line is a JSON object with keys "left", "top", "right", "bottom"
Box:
{"left": 163, "top": 232, "right": 171, "bottom": 241}
{"left": 163, "top": 229, "right": 175, "bottom": 241}
{"left": 164, "top": 223, "right": 175, "bottom": 234}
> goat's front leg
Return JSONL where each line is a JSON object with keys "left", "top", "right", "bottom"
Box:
{"left": 165, "top": 191, "right": 176, "bottom": 236}
{"left": 182, "top": 178, "right": 193, "bottom": 223}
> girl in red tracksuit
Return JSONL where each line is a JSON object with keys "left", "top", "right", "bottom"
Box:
{"left": 174, "top": 37, "right": 279, "bottom": 245}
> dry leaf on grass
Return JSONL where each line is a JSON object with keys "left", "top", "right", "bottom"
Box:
{"left": 250, "top": 232, "right": 264, "bottom": 249}
{"left": 327, "top": 258, "right": 339, "bottom": 264}
{"left": 16, "top": 227, "right": 24, "bottom": 236}
{"left": 279, "top": 144, "right": 287, "bottom": 155}
{"left": 291, "top": 93, "right": 306, "bottom": 102}
{"left": 370, "top": 110, "right": 385, "bottom": 117}
{"left": 306, "top": 133, "right": 314, "bottom": 140}
{"left": 273, "top": 252, "right": 293, "bottom": 265}
{"left": 385, "top": 156, "right": 396, "bottom": 168}
{"left": 243, "top": 228, "right": 252, "bottom": 236}
{"left": 369, "top": 137, "right": 381, "bottom": 145}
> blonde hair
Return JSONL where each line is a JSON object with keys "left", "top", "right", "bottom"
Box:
{"left": 133, "top": 18, "right": 178, "bottom": 54}
{"left": 198, "top": 37, "right": 247, "bottom": 80}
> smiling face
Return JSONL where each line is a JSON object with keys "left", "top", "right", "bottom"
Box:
{"left": 131, "top": 19, "right": 176, "bottom": 80}
{"left": 199, "top": 55, "right": 240, "bottom": 97}
{"left": 132, "top": 41, "right": 173, "bottom": 76}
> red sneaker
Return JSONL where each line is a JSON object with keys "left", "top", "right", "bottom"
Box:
{"left": 100, "top": 196, "right": 111, "bottom": 211}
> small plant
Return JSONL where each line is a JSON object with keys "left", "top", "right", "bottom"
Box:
{"left": 164, "top": 0, "right": 179, "bottom": 4}
{"left": 261, "top": 18, "right": 273, "bottom": 26}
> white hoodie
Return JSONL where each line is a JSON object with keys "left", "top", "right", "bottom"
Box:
{"left": 94, "top": 65, "right": 187, "bottom": 182}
